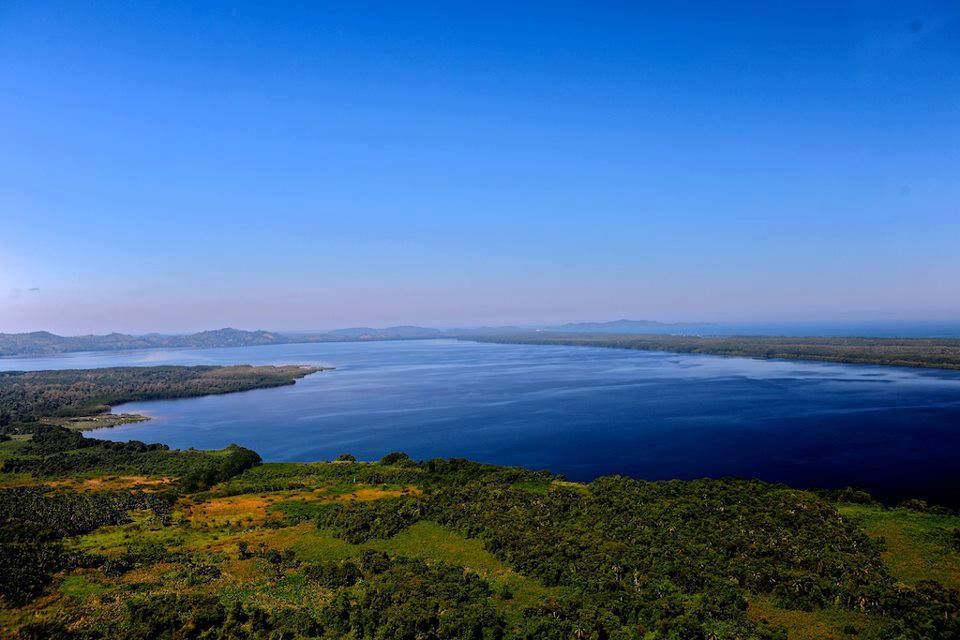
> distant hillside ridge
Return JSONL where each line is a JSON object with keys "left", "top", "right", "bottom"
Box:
{"left": 0, "top": 320, "right": 702, "bottom": 357}
{"left": 0, "top": 328, "right": 291, "bottom": 357}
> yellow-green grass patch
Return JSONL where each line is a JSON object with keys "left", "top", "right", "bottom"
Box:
{"left": 58, "top": 572, "right": 112, "bottom": 600}
{"left": 366, "top": 521, "right": 561, "bottom": 614}
{"left": 184, "top": 519, "right": 560, "bottom": 616}
{"left": 330, "top": 485, "right": 420, "bottom": 501}
{"left": 72, "top": 512, "right": 216, "bottom": 556}
{"left": 0, "top": 437, "right": 35, "bottom": 463}
{"left": 748, "top": 596, "right": 888, "bottom": 640}
{"left": 46, "top": 475, "right": 175, "bottom": 492}
{"left": 0, "top": 471, "right": 40, "bottom": 488}
{"left": 839, "top": 503, "right": 960, "bottom": 589}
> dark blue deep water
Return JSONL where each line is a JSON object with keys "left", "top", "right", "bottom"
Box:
{"left": 3, "top": 339, "right": 960, "bottom": 505}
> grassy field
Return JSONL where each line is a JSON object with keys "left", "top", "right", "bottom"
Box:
{"left": 747, "top": 596, "right": 888, "bottom": 640}
{"left": 741, "top": 504, "right": 960, "bottom": 639}
{"left": 838, "top": 503, "right": 960, "bottom": 590}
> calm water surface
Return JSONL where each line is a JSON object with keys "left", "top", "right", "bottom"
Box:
{"left": 3, "top": 339, "right": 960, "bottom": 505}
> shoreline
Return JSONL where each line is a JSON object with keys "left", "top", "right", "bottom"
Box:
{"left": 458, "top": 333, "right": 960, "bottom": 371}
{"left": 49, "top": 413, "right": 152, "bottom": 432}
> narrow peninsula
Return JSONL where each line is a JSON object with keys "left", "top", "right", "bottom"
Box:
{"left": 0, "top": 364, "right": 325, "bottom": 430}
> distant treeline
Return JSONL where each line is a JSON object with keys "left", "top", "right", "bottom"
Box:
{"left": 0, "top": 321, "right": 696, "bottom": 357}
{"left": 463, "top": 333, "right": 960, "bottom": 370}
{"left": 0, "top": 365, "right": 320, "bottom": 425}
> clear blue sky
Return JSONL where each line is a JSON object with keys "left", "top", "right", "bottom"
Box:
{"left": 2, "top": 1, "right": 958, "bottom": 334}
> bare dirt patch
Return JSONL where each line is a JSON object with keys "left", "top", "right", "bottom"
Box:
{"left": 333, "top": 486, "right": 421, "bottom": 502}
{"left": 46, "top": 476, "right": 175, "bottom": 492}
{"left": 186, "top": 494, "right": 277, "bottom": 525}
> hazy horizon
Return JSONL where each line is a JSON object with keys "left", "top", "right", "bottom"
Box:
{"left": 3, "top": 2, "right": 958, "bottom": 334}
{"left": 7, "top": 315, "right": 960, "bottom": 340}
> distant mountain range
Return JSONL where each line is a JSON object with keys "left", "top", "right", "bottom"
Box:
{"left": 0, "top": 320, "right": 703, "bottom": 357}
{"left": 0, "top": 328, "right": 292, "bottom": 357}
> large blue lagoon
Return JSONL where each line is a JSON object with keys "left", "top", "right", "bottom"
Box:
{"left": 4, "top": 339, "right": 960, "bottom": 504}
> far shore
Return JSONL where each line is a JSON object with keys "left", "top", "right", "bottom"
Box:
{"left": 459, "top": 333, "right": 960, "bottom": 371}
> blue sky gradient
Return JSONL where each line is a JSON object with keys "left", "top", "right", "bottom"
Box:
{"left": 2, "top": 1, "right": 958, "bottom": 333}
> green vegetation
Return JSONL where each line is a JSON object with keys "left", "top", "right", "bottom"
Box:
{"left": 0, "top": 328, "right": 295, "bottom": 357}
{"left": 2, "top": 443, "right": 959, "bottom": 638}
{"left": 0, "top": 326, "right": 444, "bottom": 357}
{"left": 464, "top": 333, "right": 960, "bottom": 370}
{"left": 0, "top": 364, "right": 321, "bottom": 425}
{"left": 7, "top": 327, "right": 960, "bottom": 370}
{"left": 0, "top": 364, "right": 957, "bottom": 638}
{"left": 838, "top": 503, "right": 960, "bottom": 591}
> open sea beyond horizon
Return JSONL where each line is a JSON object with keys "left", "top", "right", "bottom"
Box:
{"left": 3, "top": 338, "right": 960, "bottom": 506}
